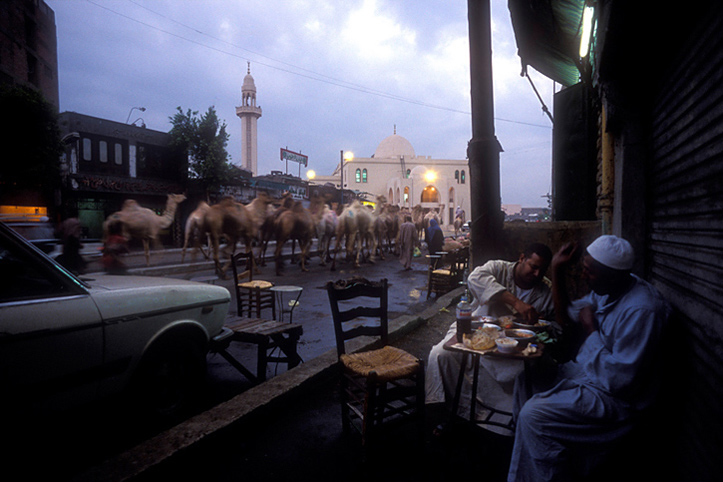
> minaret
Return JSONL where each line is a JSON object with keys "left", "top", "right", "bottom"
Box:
{"left": 236, "top": 62, "right": 262, "bottom": 175}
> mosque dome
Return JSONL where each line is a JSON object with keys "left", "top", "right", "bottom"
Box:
{"left": 374, "top": 134, "right": 415, "bottom": 159}
{"left": 242, "top": 73, "right": 256, "bottom": 93}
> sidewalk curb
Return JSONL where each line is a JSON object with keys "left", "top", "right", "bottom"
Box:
{"left": 74, "top": 285, "right": 465, "bottom": 482}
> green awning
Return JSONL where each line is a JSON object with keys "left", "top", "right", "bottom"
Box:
{"left": 508, "top": 0, "right": 586, "bottom": 87}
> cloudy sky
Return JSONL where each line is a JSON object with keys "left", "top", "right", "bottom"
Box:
{"left": 47, "top": 0, "right": 557, "bottom": 207}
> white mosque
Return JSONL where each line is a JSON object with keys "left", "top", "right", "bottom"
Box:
{"left": 315, "top": 128, "right": 471, "bottom": 226}
{"left": 236, "top": 65, "right": 470, "bottom": 226}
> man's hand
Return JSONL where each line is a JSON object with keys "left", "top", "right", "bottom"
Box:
{"left": 513, "top": 299, "right": 540, "bottom": 323}
{"left": 552, "top": 242, "right": 581, "bottom": 273}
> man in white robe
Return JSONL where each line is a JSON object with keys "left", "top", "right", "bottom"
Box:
{"left": 425, "top": 243, "right": 554, "bottom": 430}
{"left": 508, "top": 235, "right": 671, "bottom": 481}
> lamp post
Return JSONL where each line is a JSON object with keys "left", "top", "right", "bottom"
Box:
{"left": 126, "top": 106, "right": 146, "bottom": 124}
{"left": 339, "top": 150, "right": 353, "bottom": 205}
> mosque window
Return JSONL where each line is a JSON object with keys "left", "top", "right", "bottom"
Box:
{"left": 362, "top": 168, "right": 367, "bottom": 183}
{"left": 355, "top": 168, "right": 361, "bottom": 183}
{"left": 455, "top": 170, "right": 459, "bottom": 182}
{"left": 406, "top": 169, "right": 411, "bottom": 179}
{"left": 461, "top": 170, "right": 466, "bottom": 184}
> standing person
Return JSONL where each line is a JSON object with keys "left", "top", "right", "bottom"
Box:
{"left": 398, "top": 215, "right": 418, "bottom": 270}
{"left": 507, "top": 235, "right": 671, "bottom": 481}
{"left": 102, "top": 222, "right": 129, "bottom": 274}
{"left": 455, "top": 205, "right": 465, "bottom": 223}
{"left": 55, "top": 214, "right": 87, "bottom": 275}
{"left": 425, "top": 243, "right": 554, "bottom": 425}
{"left": 426, "top": 217, "right": 444, "bottom": 256}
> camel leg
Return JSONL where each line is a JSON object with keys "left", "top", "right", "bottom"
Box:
{"left": 275, "top": 238, "right": 286, "bottom": 276}
{"left": 144, "top": 239, "right": 151, "bottom": 266}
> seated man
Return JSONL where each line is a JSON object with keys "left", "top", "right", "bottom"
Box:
{"left": 508, "top": 235, "right": 671, "bottom": 481}
{"left": 425, "top": 243, "right": 554, "bottom": 427}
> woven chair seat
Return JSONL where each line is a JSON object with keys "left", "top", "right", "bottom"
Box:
{"left": 340, "top": 345, "right": 420, "bottom": 382}
{"left": 432, "top": 268, "right": 451, "bottom": 275}
{"left": 239, "top": 280, "right": 274, "bottom": 289}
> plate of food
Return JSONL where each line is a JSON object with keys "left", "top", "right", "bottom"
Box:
{"left": 512, "top": 319, "right": 551, "bottom": 332}
{"left": 462, "top": 325, "right": 501, "bottom": 351}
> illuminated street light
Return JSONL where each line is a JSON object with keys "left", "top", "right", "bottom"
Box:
{"left": 306, "top": 169, "right": 316, "bottom": 181}
{"left": 424, "top": 170, "right": 437, "bottom": 183}
{"left": 339, "top": 150, "right": 353, "bottom": 205}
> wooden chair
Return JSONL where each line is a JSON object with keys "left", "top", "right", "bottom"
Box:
{"left": 326, "top": 277, "right": 425, "bottom": 448}
{"left": 231, "top": 250, "right": 275, "bottom": 319}
{"left": 426, "top": 246, "right": 468, "bottom": 299}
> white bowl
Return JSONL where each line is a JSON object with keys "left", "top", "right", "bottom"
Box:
{"left": 495, "top": 337, "right": 519, "bottom": 353}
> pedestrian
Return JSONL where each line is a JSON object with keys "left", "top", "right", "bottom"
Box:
{"left": 426, "top": 217, "right": 444, "bottom": 256}
{"left": 55, "top": 214, "right": 87, "bottom": 275}
{"left": 507, "top": 235, "right": 671, "bottom": 481}
{"left": 398, "top": 215, "right": 418, "bottom": 270}
{"left": 102, "top": 221, "right": 129, "bottom": 274}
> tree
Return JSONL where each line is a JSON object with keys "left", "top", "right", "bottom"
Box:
{"left": 0, "top": 85, "right": 62, "bottom": 195}
{"left": 169, "top": 106, "right": 232, "bottom": 200}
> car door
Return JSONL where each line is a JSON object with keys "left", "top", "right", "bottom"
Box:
{"left": 0, "top": 225, "right": 103, "bottom": 415}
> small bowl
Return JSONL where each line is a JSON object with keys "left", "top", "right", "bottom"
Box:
{"left": 495, "top": 337, "right": 519, "bottom": 354}
{"left": 512, "top": 319, "right": 551, "bottom": 333}
{"left": 504, "top": 328, "right": 536, "bottom": 346}
{"left": 482, "top": 323, "right": 502, "bottom": 332}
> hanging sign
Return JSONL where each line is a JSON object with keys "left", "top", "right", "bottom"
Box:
{"left": 280, "top": 148, "right": 308, "bottom": 167}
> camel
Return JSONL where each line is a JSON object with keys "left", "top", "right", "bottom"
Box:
{"left": 411, "top": 204, "right": 426, "bottom": 241}
{"left": 258, "top": 193, "right": 294, "bottom": 266}
{"left": 330, "top": 200, "right": 377, "bottom": 271}
{"left": 271, "top": 198, "right": 316, "bottom": 276}
{"left": 104, "top": 193, "right": 186, "bottom": 266}
{"left": 453, "top": 215, "right": 464, "bottom": 238}
{"left": 181, "top": 201, "right": 211, "bottom": 262}
{"left": 199, "top": 197, "right": 257, "bottom": 279}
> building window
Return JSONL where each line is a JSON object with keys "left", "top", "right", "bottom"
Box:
{"left": 99, "top": 141, "right": 108, "bottom": 163}
{"left": 455, "top": 170, "right": 459, "bottom": 182}
{"left": 355, "top": 168, "right": 361, "bottom": 183}
{"left": 82, "top": 138, "right": 92, "bottom": 161}
{"left": 114, "top": 143, "right": 123, "bottom": 165}
{"left": 403, "top": 186, "right": 410, "bottom": 204}
{"left": 406, "top": 169, "right": 411, "bottom": 179}
{"left": 461, "top": 170, "right": 466, "bottom": 184}
{"left": 362, "top": 168, "right": 367, "bottom": 183}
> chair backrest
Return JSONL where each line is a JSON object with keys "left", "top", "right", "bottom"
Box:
{"left": 231, "top": 250, "right": 275, "bottom": 318}
{"left": 231, "top": 250, "right": 257, "bottom": 283}
{"left": 326, "top": 277, "right": 388, "bottom": 357}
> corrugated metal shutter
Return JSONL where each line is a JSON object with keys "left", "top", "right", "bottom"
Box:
{"left": 648, "top": 9, "right": 723, "bottom": 480}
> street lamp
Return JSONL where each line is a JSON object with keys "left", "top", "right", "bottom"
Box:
{"left": 126, "top": 106, "right": 146, "bottom": 124}
{"left": 339, "top": 150, "right": 353, "bottom": 205}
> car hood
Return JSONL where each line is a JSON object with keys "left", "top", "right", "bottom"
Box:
{"left": 83, "top": 274, "right": 230, "bottom": 321}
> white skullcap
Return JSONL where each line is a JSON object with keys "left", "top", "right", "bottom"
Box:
{"left": 586, "top": 235, "right": 634, "bottom": 270}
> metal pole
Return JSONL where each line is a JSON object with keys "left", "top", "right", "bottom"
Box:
{"left": 467, "top": 0, "right": 503, "bottom": 267}
{"left": 339, "top": 149, "right": 344, "bottom": 206}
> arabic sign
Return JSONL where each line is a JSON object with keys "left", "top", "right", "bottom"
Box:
{"left": 280, "top": 148, "right": 308, "bottom": 167}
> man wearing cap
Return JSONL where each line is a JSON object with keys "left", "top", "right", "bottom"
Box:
{"left": 507, "top": 235, "right": 671, "bottom": 481}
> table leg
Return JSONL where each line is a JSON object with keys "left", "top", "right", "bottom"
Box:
{"left": 470, "top": 353, "right": 480, "bottom": 421}
{"left": 451, "top": 351, "right": 469, "bottom": 421}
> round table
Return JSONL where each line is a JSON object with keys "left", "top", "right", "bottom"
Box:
{"left": 269, "top": 285, "right": 303, "bottom": 323}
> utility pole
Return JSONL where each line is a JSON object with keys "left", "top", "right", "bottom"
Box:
{"left": 467, "top": 0, "right": 503, "bottom": 267}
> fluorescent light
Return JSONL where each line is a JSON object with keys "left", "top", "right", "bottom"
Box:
{"left": 579, "top": 6, "right": 595, "bottom": 58}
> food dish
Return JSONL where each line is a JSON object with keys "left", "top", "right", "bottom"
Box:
{"left": 504, "top": 328, "right": 537, "bottom": 346}
{"left": 463, "top": 325, "right": 500, "bottom": 351}
{"left": 512, "top": 319, "right": 551, "bottom": 333}
{"left": 495, "top": 337, "right": 519, "bottom": 354}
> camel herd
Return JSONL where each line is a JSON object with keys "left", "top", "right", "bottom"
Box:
{"left": 103, "top": 192, "right": 446, "bottom": 278}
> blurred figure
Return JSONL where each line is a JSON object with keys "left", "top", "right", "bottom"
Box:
{"left": 398, "top": 215, "right": 418, "bottom": 270}
{"left": 102, "top": 221, "right": 129, "bottom": 274}
{"left": 55, "top": 214, "right": 87, "bottom": 275}
{"left": 426, "top": 218, "right": 444, "bottom": 256}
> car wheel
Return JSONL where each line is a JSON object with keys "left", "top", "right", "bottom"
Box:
{"left": 131, "top": 337, "right": 207, "bottom": 424}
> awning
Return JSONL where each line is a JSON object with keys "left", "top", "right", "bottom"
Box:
{"left": 508, "top": 0, "right": 586, "bottom": 87}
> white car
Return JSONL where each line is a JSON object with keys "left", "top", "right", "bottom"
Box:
{"left": 0, "top": 221, "right": 231, "bottom": 422}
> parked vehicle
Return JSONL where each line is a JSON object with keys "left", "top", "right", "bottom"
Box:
{"left": 0, "top": 221, "right": 231, "bottom": 422}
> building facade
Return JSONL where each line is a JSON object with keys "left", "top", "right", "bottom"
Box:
{"left": 58, "top": 112, "right": 186, "bottom": 241}
{"left": 0, "top": 0, "right": 58, "bottom": 108}
{"left": 315, "top": 132, "right": 471, "bottom": 225}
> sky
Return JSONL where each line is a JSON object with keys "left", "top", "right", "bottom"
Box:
{"left": 47, "top": 0, "right": 557, "bottom": 207}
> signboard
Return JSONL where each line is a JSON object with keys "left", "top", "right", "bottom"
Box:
{"left": 280, "top": 148, "right": 308, "bottom": 167}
